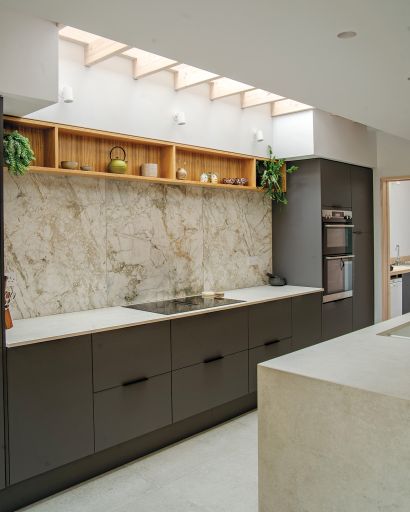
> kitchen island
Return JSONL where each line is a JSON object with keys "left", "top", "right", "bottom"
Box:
{"left": 258, "top": 312, "right": 410, "bottom": 512}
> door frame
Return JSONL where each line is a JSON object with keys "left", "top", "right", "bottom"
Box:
{"left": 381, "top": 175, "right": 410, "bottom": 320}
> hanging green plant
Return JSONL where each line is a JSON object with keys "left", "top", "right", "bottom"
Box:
{"left": 256, "top": 145, "right": 298, "bottom": 205}
{"left": 3, "top": 130, "right": 35, "bottom": 176}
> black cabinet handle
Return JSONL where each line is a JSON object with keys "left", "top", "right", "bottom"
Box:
{"left": 353, "top": 230, "right": 362, "bottom": 235}
{"left": 122, "top": 376, "right": 149, "bottom": 387}
{"left": 203, "top": 355, "right": 224, "bottom": 364}
{"left": 264, "top": 339, "right": 280, "bottom": 346}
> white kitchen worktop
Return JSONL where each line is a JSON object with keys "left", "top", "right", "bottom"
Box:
{"left": 6, "top": 285, "right": 322, "bottom": 348}
{"left": 260, "top": 310, "right": 410, "bottom": 402}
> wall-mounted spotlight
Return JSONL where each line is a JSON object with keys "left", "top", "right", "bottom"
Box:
{"left": 255, "top": 129, "right": 264, "bottom": 142}
{"left": 174, "top": 111, "right": 186, "bottom": 125}
{"left": 60, "top": 85, "right": 74, "bottom": 103}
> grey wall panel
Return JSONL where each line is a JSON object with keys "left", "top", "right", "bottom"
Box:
{"left": 272, "top": 159, "right": 322, "bottom": 287}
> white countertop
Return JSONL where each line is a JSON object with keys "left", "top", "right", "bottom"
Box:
{"left": 260, "top": 312, "right": 410, "bottom": 401}
{"left": 6, "top": 285, "right": 322, "bottom": 348}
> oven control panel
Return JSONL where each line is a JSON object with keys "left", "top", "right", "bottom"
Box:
{"left": 322, "top": 209, "right": 352, "bottom": 221}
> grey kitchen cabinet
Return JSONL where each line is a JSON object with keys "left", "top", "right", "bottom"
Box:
{"left": 249, "top": 338, "right": 292, "bottom": 393}
{"left": 351, "top": 165, "right": 373, "bottom": 234}
{"left": 322, "top": 298, "right": 353, "bottom": 341}
{"left": 353, "top": 232, "right": 374, "bottom": 330}
{"left": 0, "top": 349, "right": 5, "bottom": 490}
{"left": 94, "top": 373, "right": 172, "bottom": 452}
{"left": 171, "top": 308, "right": 248, "bottom": 370}
{"left": 172, "top": 350, "right": 249, "bottom": 422}
{"left": 249, "top": 299, "right": 292, "bottom": 349}
{"left": 292, "top": 293, "right": 322, "bottom": 350}
{"left": 403, "top": 273, "right": 410, "bottom": 315}
{"left": 320, "top": 159, "right": 352, "bottom": 208}
{"left": 92, "top": 322, "right": 171, "bottom": 392}
{"left": 7, "top": 335, "right": 94, "bottom": 484}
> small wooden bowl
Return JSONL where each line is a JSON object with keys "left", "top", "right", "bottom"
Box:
{"left": 61, "top": 161, "right": 78, "bottom": 170}
{"left": 80, "top": 165, "right": 93, "bottom": 172}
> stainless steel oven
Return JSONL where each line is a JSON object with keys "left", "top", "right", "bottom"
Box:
{"left": 322, "top": 209, "right": 354, "bottom": 256}
{"left": 323, "top": 255, "right": 354, "bottom": 303}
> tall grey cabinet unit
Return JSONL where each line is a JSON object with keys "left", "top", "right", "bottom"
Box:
{"left": 272, "top": 158, "right": 374, "bottom": 341}
{"left": 0, "top": 348, "right": 5, "bottom": 490}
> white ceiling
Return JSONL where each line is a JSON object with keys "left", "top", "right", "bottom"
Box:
{"left": 1, "top": 0, "right": 410, "bottom": 139}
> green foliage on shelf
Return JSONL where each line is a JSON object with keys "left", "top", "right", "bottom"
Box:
{"left": 3, "top": 130, "right": 35, "bottom": 176}
{"left": 256, "top": 145, "right": 298, "bottom": 205}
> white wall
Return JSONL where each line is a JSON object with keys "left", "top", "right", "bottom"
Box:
{"left": 0, "top": 7, "right": 58, "bottom": 115}
{"left": 271, "top": 110, "right": 315, "bottom": 159}
{"left": 374, "top": 131, "right": 410, "bottom": 320}
{"left": 313, "top": 110, "right": 377, "bottom": 168}
{"left": 389, "top": 181, "right": 410, "bottom": 258}
{"left": 28, "top": 40, "right": 273, "bottom": 158}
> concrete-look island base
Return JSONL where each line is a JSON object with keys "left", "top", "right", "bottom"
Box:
{"left": 258, "top": 312, "right": 410, "bottom": 512}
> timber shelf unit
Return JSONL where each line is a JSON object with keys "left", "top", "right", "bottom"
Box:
{"left": 3, "top": 116, "right": 284, "bottom": 191}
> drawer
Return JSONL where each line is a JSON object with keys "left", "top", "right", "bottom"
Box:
{"left": 92, "top": 322, "right": 171, "bottom": 392}
{"left": 322, "top": 298, "right": 353, "bottom": 341}
{"left": 171, "top": 308, "right": 248, "bottom": 370}
{"left": 172, "top": 351, "right": 249, "bottom": 422}
{"left": 249, "top": 299, "right": 292, "bottom": 348}
{"left": 94, "top": 373, "right": 172, "bottom": 452}
{"left": 249, "top": 337, "right": 292, "bottom": 393}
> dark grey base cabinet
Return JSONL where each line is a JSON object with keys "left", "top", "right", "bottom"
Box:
{"left": 402, "top": 273, "right": 410, "bottom": 315}
{"left": 322, "top": 298, "right": 353, "bottom": 341}
{"left": 292, "top": 293, "right": 322, "bottom": 350}
{"left": 249, "top": 338, "right": 292, "bottom": 393}
{"left": 94, "top": 373, "right": 172, "bottom": 452}
{"left": 0, "top": 350, "right": 5, "bottom": 490}
{"left": 7, "top": 336, "right": 94, "bottom": 484}
{"left": 172, "top": 351, "right": 248, "bottom": 422}
{"left": 249, "top": 299, "right": 292, "bottom": 348}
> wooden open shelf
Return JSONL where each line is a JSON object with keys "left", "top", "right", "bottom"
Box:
{"left": 3, "top": 116, "right": 277, "bottom": 192}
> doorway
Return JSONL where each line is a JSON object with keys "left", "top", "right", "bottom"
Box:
{"left": 381, "top": 176, "right": 410, "bottom": 319}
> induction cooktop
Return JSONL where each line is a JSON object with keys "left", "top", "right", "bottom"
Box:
{"left": 125, "top": 295, "right": 245, "bottom": 315}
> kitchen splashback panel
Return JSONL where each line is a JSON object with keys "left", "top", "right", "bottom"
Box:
{"left": 4, "top": 173, "right": 271, "bottom": 319}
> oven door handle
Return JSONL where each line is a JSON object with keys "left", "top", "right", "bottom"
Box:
{"left": 324, "top": 224, "right": 355, "bottom": 228}
{"left": 325, "top": 255, "right": 355, "bottom": 260}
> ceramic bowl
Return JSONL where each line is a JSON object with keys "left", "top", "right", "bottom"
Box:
{"left": 61, "top": 161, "right": 78, "bottom": 170}
{"left": 80, "top": 165, "right": 93, "bottom": 172}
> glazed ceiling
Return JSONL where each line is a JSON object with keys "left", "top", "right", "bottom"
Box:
{"left": 1, "top": 0, "right": 410, "bottom": 139}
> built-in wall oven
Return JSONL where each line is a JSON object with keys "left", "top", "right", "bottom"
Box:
{"left": 322, "top": 209, "right": 354, "bottom": 303}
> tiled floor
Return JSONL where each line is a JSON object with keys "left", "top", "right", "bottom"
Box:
{"left": 21, "top": 411, "right": 258, "bottom": 512}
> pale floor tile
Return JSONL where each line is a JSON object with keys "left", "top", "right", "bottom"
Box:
{"left": 21, "top": 411, "right": 258, "bottom": 512}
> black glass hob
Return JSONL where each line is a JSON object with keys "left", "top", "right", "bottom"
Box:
{"left": 125, "top": 295, "right": 244, "bottom": 315}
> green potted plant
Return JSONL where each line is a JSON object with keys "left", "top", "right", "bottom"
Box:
{"left": 3, "top": 130, "right": 35, "bottom": 176}
{"left": 256, "top": 145, "right": 298, "bottom": 204}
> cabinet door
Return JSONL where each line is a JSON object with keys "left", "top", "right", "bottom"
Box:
{"left": 353, "top": 232, "right": 374, "bottom": 330}
{"left": 292, "top": 293, "right": 322, "bottom": 350}
{"left": 0, "top": 350, "right": 5, "bottom": 490}
{"left": 171, "top": 308, "right": 248, "bottom": 370}
{"left": 172, "top": 351, "right": 248, "bottom": 422}
{"left": 402, "top": 273, "right": 410, "bottom": 315}
{"left": 351, "top": 165, "right": 373, "bottom": 234}
{"left": 249, "top": 299, "right": 292, "bottom": 349}
{"left": 94, "top": 373, "right": 172, "bottom": 452}
{"left": 7, "top": 336, "right": 94, "bottom": 484}
{"left": 321, "top": 160, "right": 351, "bottom": 208}
{"left": 249, "top": 338, "right": 292, "bottom": 393}
{"left": 322, "top": 298, "right": 353, "bottom": 341}
{"left": 93, "top": 322, "right": 171, "bottom": 392}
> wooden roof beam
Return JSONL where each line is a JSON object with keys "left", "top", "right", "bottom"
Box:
{"left": 209, "top": 78, "right": 254, "bottom": 100}
{"left": 241, "top": 89, "right": 284, "bottom": 109}
{"left": 122, "top": 48, "right": 178, "bottom": 79}
{"left": 271, "top": 99, "right": 313, "bottom": 116}
{"left": 171, "top": 64, "right": 219, "bottom": 91}
{"left": 85, "top": 37, "right": 131, "bottom": 66}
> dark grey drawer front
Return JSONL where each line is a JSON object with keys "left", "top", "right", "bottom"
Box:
{"left": 249, "top": 337, "right": 292, "bottom": 393}
{"left": 171, "top": 308, "right": 248, "bottom": 370}
{"left": 93, "top": 322, "right": 171, "bottom": 392}
{"left": 172, "top": 351, "right": 248, "bottom": 422}
{"left": 322, "top": 298, "right": 353, "bottom": 341}
{"left": 7, "top": 336, "right": 94, "bottom": 484}
{"left": 94, "top": 373, "right": 172, "bottom": 452}
{"left": 249, "top": 299, "right": 292, "bottom": 348}
{"left": 292, "top": 293, "right": 322, "bottom": 351}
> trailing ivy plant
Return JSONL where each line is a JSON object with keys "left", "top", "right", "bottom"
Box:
{"left": 256, "top": 145, "right": 298, "bottom": 205}
{"left": 3, "top": 130, "right": 35, "bottom": 176}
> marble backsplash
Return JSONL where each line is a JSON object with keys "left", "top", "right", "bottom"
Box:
{"left": 4, "top": 173, "right": 272, "bottom": 319}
